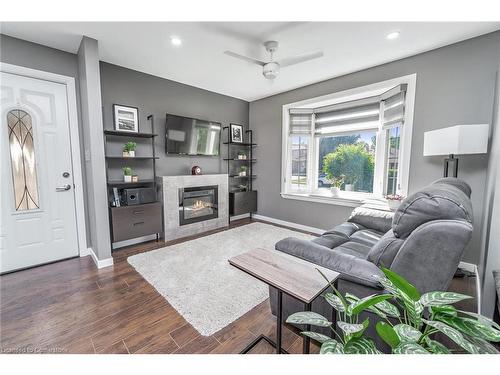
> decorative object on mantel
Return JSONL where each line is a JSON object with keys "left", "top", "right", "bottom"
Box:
{"left": 123, "top": 141, "right": 137, "bottom": 157}
{"left": 230, "top": 123, "right": 243, "bottom": 143}
{"left": 122, "top": 166, "right": 133, "bottom": 182}
{"left": 191, "top": 165, "right": 202, "bottom": 175}
{"left": 113, "top": 104, "right": 139, "bottom": 133}
{"left": 385, "top": 193, "right": 405, "bottom": 211}
{"left": 423, "top": 124, "right": 489, "bottom": 177}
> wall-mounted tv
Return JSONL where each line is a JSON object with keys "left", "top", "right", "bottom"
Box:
{"left": 165, "top": 114, "right": 221, "bottom": 156}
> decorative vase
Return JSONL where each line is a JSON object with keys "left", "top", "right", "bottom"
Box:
{"left": 128, "top": 150, "right": 135, "bottom": 157}
{"left": 330, "top": 187, "right": 340, "bottom": 197}
{"left": 239, "top": 171, "right": 247, "bottom": 177}
{"left": 124, "top": 175, "right": 132, "bottom": 182}
{"left": 345, "top": 184, "right": 354, "bottom": 191}
{"left": 122, "top": 151, "right": 129, "bottom": 157}
{"left": 131, "top": 175, "right": 139, "bottom": 182}
{"left": 388, "top": 199, "right": 401, "bottom": 211}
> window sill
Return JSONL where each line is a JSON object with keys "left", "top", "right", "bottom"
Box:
{"left": 280, "top": 190, "right": 379, "bottom": 208}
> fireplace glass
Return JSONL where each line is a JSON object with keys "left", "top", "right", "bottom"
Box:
{"left": 179, "top": 185, "right": 218, "bottom": 226}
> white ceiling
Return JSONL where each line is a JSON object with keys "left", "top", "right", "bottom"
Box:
{"left": 2, "top": 22, "right": 499, "bottom": 101}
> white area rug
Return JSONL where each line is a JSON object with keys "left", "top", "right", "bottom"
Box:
{"left": 127, "top": 222, "right": 313, "bottom": 336}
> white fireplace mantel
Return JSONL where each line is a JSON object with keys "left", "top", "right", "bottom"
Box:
{"left": 157, "top": 174, "right": 229, "bottom": 241}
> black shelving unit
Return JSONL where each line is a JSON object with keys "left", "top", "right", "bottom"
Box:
{"left": 223, "top": 127, "right": 258, "bottom": 220}
{"left": 104, "top": 115, "right": 162, "bottom": 249}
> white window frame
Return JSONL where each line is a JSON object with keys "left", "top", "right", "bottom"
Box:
{"left": 281, "top": 74, "right": 416, "bottom": 207}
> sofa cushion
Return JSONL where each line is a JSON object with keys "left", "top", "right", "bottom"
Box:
{"left": 348, "top": 206, "right": 394, "bottom": 233}
{"left": 350, "top": 229, "right": 384, "bottom": 247}
{"left": 333, "top": 241, "right": 372, "bottom": 258}
{"left": 367, "top": 230, "right": 404, "bottom": 267}
{"left": 323, "top": 222, "right": 365, "bottom": 238}
{"left": 312, "top": 233, "right": 349, "bottom": 249}
{"left": 392, "top": 179, "right": 473, "bottom": 239}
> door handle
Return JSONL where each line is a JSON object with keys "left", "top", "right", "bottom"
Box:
{"left": 56, "top": 184, "right": 72, "bottom": 192}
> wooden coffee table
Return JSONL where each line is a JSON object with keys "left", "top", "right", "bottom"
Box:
{"left": 229, "top": 248, "right": 339, "bottom": 354}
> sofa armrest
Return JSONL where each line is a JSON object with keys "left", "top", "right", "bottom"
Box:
{"left": 275, "top": 237, "right": 384, "bottom": 289}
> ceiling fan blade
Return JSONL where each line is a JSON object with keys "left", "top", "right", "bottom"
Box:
{"left": 224, "top": 51, "right": 266, "bottom": 66}
{"left": 278, "top": 51, "right": 324, "bottom": 68}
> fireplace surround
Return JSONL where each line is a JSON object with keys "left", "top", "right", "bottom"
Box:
{"left": 179, "top": 185, "right": 218, "bottom": 225}
{"left": 158, "top": 174, "right": 229, "bottom": 241}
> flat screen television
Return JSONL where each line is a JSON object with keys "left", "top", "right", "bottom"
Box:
{"left": 165, "top": 114, "right": 221, "bottom": 156}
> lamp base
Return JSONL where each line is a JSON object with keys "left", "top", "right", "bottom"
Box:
{"left": 443, "top": 154, "right": 459, "bottom": 178}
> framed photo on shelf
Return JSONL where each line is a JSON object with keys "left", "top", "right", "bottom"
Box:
{"left": 113, "top": 104, "right": 139, "bottom": 133}
{"left": 230, "top": 123, "right": 243, "bottom": 143}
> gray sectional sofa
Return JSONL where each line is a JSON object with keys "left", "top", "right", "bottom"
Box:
{"left": 270, "top": 177, "right": 474, "bottom": 345}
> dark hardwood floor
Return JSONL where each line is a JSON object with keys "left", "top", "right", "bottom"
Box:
{"left": 0, "top": 218, "right": 476, "bottom": 354}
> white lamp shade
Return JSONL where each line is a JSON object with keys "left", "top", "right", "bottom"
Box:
{"left": 423, "top": 124, "right": 489, "bottom": 156}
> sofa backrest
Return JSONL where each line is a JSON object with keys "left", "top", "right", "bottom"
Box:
{"left": 368, "top": 178, "right": 473, "bottom": 293}
{"left": 391, "top": 177, "right": 472, "bottom": 239}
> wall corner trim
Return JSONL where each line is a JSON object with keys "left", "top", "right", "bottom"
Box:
{"left": 88, "top": 247, "right": 114, "bottom": 269}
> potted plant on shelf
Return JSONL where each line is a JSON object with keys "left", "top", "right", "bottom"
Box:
{"left": 239, "top": 165, "right": 248, "bottom": 177}
{"left": 287, "top": 267, "right": 500, "bottom": 354}
{"left": 386, "top": 194, "right": 405, "bottom": 211}
{"left": 237, "top": 150, "right": 247, "bottom": 160}
{"left": 328, "top": 174, "right": 345, "bottom": 197}
{"left": 123, "top": 141, "right": 137, "bottom": 157}
{"left": 123, "top": 166, "right": 133, "bottom": 182}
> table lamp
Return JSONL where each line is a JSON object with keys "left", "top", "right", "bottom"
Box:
{"left": 423, "top": 124, "right": 489, "bottom": 177}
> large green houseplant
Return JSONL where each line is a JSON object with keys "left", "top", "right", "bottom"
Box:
{"left": 287, "top": 267, "right": 500, "bottom": 354}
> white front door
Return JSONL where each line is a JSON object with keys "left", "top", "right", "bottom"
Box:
{"left": 1, "top": 72, "right": 79, "bottom": 273}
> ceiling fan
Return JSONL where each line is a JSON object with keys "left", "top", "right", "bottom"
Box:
{"left": 224, "top": 41, "right": 323, "bottom": 80}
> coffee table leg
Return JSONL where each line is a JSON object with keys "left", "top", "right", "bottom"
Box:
{"left": 276, "top": 290, "right": 283, "bottom": 354}
{"left": 303, "top": 302, "right": 311, "bottom": 354}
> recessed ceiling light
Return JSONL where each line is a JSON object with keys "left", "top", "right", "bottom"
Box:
{"left": 386, "top": 31, "right": 400, "bottom": 40}
{"left": 170, "top": 36, "right": 182, "bottom": 46}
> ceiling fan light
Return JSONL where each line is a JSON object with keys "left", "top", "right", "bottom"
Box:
{"left": 263, "top": 62, "right": 280, "bottom": 80}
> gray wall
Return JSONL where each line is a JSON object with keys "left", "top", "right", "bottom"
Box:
{"left": 0, "top": 34, "right": 92, "bottom": 247}
{"left": 249, "top": 31, "right": 500, "bottom": 264}
{"left": 77, "top": 37, "right": 111, "bottom": 261}
{"left": 480, "top": 63, "right": 500, "bottom": 318}
{"left": 99, "top": 62, "right": 249, "bottom": 178}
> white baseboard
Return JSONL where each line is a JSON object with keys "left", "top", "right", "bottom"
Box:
{"left": 79, "top": 247, "right": 91, "bottom": 257}
{"left": 252, "top": 214, "right": 324, "bottom": 235}
{"left": 458, "top": 261, "right": 475, "bottom": 273}
{"left": 230, "top": 213, "right": 251, "bottom": 221}
{"left": 88, "top": 247, "right": 114, "bottom": 269}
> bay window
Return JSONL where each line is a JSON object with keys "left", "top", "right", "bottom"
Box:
{"left": 282, "top": 75, "right": 415, "bottom": 204}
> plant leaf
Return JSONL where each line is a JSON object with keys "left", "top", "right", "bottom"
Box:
{"left": 394, "top": 324, "right": 422, "bottom": 342}
{"left": 423, "top": 319, "right": 479, "bottom": 354}
{"left": 464, "top": 334, "right": 500, "bottom": 354}
{"left": 301, "top": 331, "right": 332, "bottom": 344}
{"left": 376, "top": 321, "right": 400, "bottom": 349}
{"left": 324, "top": 292, "right": 345, "bottom": 312}
{"left": 401, "top": 293, "right": 424, "bottom": 328}
{"left": 338, "top": 321, "right": 365, "bottom": 335}
{"left": 374, "top": 299, "right": 401, "bottom": 318}
{"left": 429, "top": 305, "right": 458, "bottom": 317}
{"left": 347, "top": 294, "right": 392, "bottom": 316}
{"left": 320, "top": 339, "right": 344, "bottom": 354}
{"left": 424, "top": 337, "right": 450, "bottom": 354}
{"left": 343, "top": 337, "right": 381, "bottom": 354}
{"left": 393, "top": 341, "right": 430, "bottom": 354}
{"left": 286, "top": 311, "right": 331, "bottom": 327}
{"left": 420, "top": 291, "right": 472, "bottom": 307}
{"left": 435, "top": 315, "right": 500, "bottom": 342}
{"left": 381, "top": 267, "right": 420, "bottom": 301}
{"left": 457, "top": 310, "right": 500, "bottom": 331}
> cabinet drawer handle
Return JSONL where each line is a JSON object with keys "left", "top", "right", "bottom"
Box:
{"left": 133, "top": 221, "right": 145, "bottom": 226}
{"left": 133, "top": 210, "right": 145, "bottom": 214}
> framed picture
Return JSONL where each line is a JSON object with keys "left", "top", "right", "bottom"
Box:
{"left": 230, "top": 123, "right": 243, "bottom": 143}
{"left": 113, "top": 104, "right": 139, "bottom": 133}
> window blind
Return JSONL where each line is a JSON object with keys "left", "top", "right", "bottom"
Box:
{"left": 381, "top": 84, "right": 407, "bottom": 129}
{"left": 313, "top": 96, "right": 380, "bottom": 135}
{"left": 289, "top": 108, "right": 313, "bottom": 134}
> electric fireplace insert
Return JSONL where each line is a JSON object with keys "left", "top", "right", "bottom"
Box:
{"left": 178, "top": 185, "right": 218, "bottom": 226}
